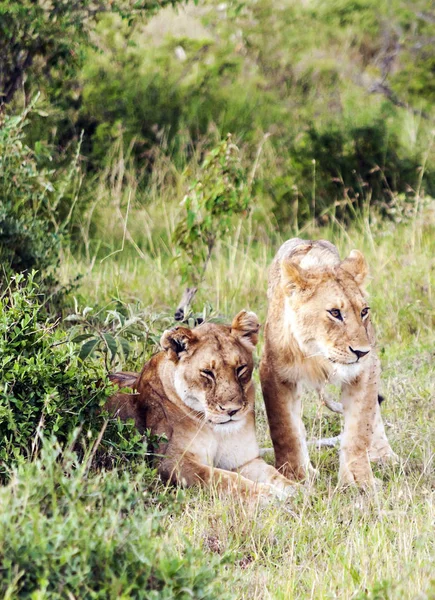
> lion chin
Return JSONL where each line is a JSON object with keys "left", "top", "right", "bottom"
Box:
{"left": 107, "top": 310, "right": 297, "bottom": 502}
{"left": 327, "top": 359, "right": 364, "bottom": 384}
{"left": 260, "top": 237, "right": 397, "bottom": 487}
{"left": 208, "top": 418, "right": 246, "bottom": 434}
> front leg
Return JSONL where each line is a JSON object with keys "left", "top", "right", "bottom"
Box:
{"left": 238, "top": 457, "right": 297, "bottom": 499}
{"left": 369, "top": 399, "right": 398, "bottom": 463}
{"left": 261, "top": 359, "right": 311, "bottom": 481}
{"left": 159, "top": 455, "right": 273, "bottom": 501}
{"left": 339, "top": 359, "right": 378, "bottom": 487}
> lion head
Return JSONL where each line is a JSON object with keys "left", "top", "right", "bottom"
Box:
{"left": 160, "top": 310, "right": 260, "bottom": 429}
{"left": 281, "top": 249, "right": 374, "bottom": 373}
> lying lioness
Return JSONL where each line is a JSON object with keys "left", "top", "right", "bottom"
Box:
{"left": 107, "top": 310, "right": 295, "bottom": 500}
{"left": 260, "top": 238, "right": 396, "bottom": 487}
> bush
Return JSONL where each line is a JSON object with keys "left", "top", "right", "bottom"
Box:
{"left": 0, "top": 108, "right": 59, "bottom": 280}
{"left": 272, "top": 115, "right": 432, "bottom": 223}
{"left": 0, "top": 274, "right": 147, "bottom": 477}
{"left": 65, "top": 300, "right": 173, "bottom": 371}
{"left": 0, "top": 105, "right": 83, "bottom": 298}
{"left": 0, "top": 0, "right": 190, "bottom": 105}
{"left": 174, "top": 135, "right": 252, "bottom": 285}
{"left": 80, "top": 20, "right": 264, "bottom": 167}
{"left": 0, "top": 441, "right": 229, "bottom": 599}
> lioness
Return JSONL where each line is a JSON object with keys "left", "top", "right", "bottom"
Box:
{"left": 108, "top": 310, "right": 295, "bottom": 500}
{"left": 260, "top": 239, "right": 396, "bottom": 487}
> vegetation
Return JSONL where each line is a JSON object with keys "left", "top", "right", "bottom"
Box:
{"left": 0, "top": 0, "right": 434, "bottom": 597}
{"left": 0, "top": 441, "right": 228, "bottom": 599}
{"left": 0, "top": 0, "right": 190, "bottom": 104}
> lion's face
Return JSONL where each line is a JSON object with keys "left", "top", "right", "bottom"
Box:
{"left": 281, "top": 250, "right": 373, "bottom": 373}
{"left": 160, "top": 311, "right": 259, "bottom": 430}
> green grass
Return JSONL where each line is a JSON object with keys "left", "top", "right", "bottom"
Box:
{"left": 0, "top": 441, "right": 229, "bottom": 599}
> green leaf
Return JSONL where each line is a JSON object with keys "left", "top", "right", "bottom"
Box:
{"left": 186, "top": 209, "right": 196, "bottom": 230}
{"left": 71, "top": 334, "right": 94, "bottom": 343}
{"left": 78, "top": 338, "right": 99, "bottom": 361}
{"left": 119, "top": 337, "right": 130, "bottom": 359}
{"left": 102, "top": 333, "right": 117, "bottom": 360}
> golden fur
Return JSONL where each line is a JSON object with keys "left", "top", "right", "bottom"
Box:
{"left": 107, "top": 311, "right": 295, "bottom": 500}
{"left": 260, "top": 239, "right": 396, "bottom": 486}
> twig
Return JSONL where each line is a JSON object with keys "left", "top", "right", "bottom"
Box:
{"left": 84, "top": 420, "right": 108, "bottom": 476}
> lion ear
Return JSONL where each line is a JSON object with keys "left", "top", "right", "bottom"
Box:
{"left": 231, "top": 310, "right": 260, "bottom": 348}
{"left": 341, "top": 249, "right": 368, "bottom": 286}
{"left": 160, "top": 327, "right": 197, "bottom": 359}
{"left": 280, "top": 260, "right": 308, "bottom": 293}
{"left": 109, "top": 372, "right": 139, "bottom": 389}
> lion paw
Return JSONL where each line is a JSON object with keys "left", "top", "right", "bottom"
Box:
{"left": 338, "top": 461, "right": 375, "bottom": 489}
{"left": 278, "top": 462, "right": 314, "bottom": 483}
{"left": 369, "top": 447, "right": 399, "bottom": 465}
{"left": 253, "top": 482, "right": 296, "bottom": 504}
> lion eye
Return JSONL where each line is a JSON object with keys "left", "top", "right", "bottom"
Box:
{"left": 361, "top": 307, "right": 370, "bottom": 319}
{"left": 328, "top": 309, "right": 343, "bottom": 321}
{"left": 200, "top": 369, "right": 215, "bottom": 381}
{"left": 236, "top": 365, "right": 248, "bottom": 379}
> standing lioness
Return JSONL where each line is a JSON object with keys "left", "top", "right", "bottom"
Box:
{"left": 260, "top": 239, "right": 396, "bottom": 487}
{"left": 108, "top": 310, "right": 295, "bottom": 500}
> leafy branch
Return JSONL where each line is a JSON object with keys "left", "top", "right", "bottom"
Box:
{"left": 173, "top": 134, "right": 252, "bottom": 320}
{"left": 65, "top": 302, "right": 174, "bottom": 371}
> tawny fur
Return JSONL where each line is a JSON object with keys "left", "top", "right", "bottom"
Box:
{"left": 260, "top": 238, "right": 396, "bottom": 487}
{"left": 107, "top": 311, "right": 296, "bottom": 501}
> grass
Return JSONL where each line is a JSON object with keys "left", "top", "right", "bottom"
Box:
{"left": 49, "top": 185, "right": 435, "bottom": 598}
{"left": 0, "top": 442, "right": 229, "bottom": 599}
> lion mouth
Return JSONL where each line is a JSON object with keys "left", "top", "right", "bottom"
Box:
{"left": 208, "top": 417, "right": 243, "bottom": 426}
{"left": 208, "top": 418, "right": 232, "bottom": 425}
{"left": 328, "top": 358, "right": 359, "bottom": 366}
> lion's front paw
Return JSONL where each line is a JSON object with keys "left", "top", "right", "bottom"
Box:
{"left": 277, "top": 462, "right": 312, "bottom": 483}
{"left": 249, "top": 482, "right": 280, "bottom": 505}
{"left": 272, "top": 480, "right": 299, "bottom": 500}
{"left": 339, "top": 455, "right": 375, "bottom": 489}
{"left": 369, "top": 446, "right": 399, "bottom": 465}
{"left": 257, "top": 482, "right": 296, "bottom": 503}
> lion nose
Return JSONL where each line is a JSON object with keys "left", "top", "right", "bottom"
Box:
{"left": 218, "top": 404, "right": 241, "bottom": 417}
{"left": 349, "top": 346, "right": 370, "bottom": 360}
{"left": 228, "top": 408, "right": 241, "bottom": 417}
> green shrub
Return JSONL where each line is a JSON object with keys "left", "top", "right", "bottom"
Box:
{"left": 0, "top": 441, "right": 229, "bottom": 599}
{"left": 80, "top": 19, "right": 265, "bottom": 167}
{"left": 0, "top": 105, "right": 83, "bottom": 299}
{"left": 272, "top": 115, "right": 432, "bottom": 223}
{"left": 0, "top": 0, "right": 191, "bottom": 105}
{"left": 174, "top": 135, "right": 252, "bottom": 285}
{"left": 66, "top": 300, "right": 173, "bottom": 371}
{"left": 0, "top": 274, "right": 147, "bottom": 477}
{"left": 0, "top": 108, "right": 59, "bottom": 280}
